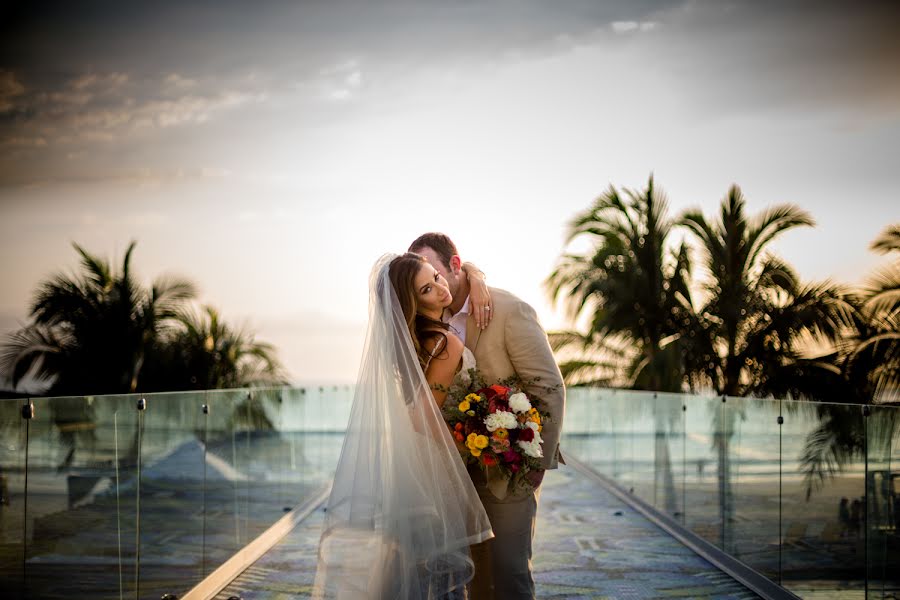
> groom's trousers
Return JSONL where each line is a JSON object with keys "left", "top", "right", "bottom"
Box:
{"left": 467, "top": 468, "right": 541, "bottom": 600}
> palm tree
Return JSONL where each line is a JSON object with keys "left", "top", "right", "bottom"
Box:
{"left": 0, "top": 241, "right": 195, "bottom": 395}
{"left": 799, "top": 225, "right": 900, "bottom": 498}
{"left": 546, "top": 175, "right": 695, "bottom": 392}
{"left": 546, "top": 175, "right": 693, "bottom": 517}
{"left": 834, "top": 224, "right": 900, "bottom": 402}
{"left": 679, "top": 186, "right": 852, "bottom": 398}
{"left": 141, "top": 305, "right": 286, "bottom": 391}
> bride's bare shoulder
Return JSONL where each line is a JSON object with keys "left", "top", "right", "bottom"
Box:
{"left": 421, "top": 329, "right": 463, "bottom": 360}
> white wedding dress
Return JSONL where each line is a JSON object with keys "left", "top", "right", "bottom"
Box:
{"left": 452, "top": 346, "right": 477, "bottom": 388}
{"left": 312, "top": 255, "right": 493, "bottom": 600}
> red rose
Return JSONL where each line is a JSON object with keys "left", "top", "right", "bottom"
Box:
{"left": 478, "top": 386, "right": 498, "bottom": 400}
{"left": 482, "top": 454, "right": 498, "bottom": 467}
{"left": 502, "top": 449, "right": 522, "bottom": 464}
{"left": 489, "top": 385, "right": 510, "bottom": 399}
{"left": 488, "top": 397, "right": 510, "bottom": 414}
{"left": 519, "top": 427, "right": 535, "bottom": 443}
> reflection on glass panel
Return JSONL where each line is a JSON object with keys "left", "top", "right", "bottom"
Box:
{"left": 0, "top": 398, "right": 27, "bottom": 596}
{"left": 585, "top": 388, "right": 611, "bottom": 477}
{"left": 629, "top": 392, "right": 656, "bottom": 507}
{"left": 202, "top": 389, "right": 246, "bottom": 573}
{"left": 562, "top": 388, "right": 590, "bottom": 465}
{"left": 236, "top": 388, "right": 285, "bottom": 542}
{"left": 23, "top": 394, "right": 139, "bottom": 599}
{"left": 651, "top": 392, "right": 684, "bottom": 520}
{"left": 683, "top": 394, "right": 722, "bottom": 549}
{"left": 725, "top": 396, "right": 780, "bottom": 580}
{"left": 134, "top": 390, "right": 206, "bottom": 599}
{"left": 609, "top": 390, "right": 633, "bottom": 491}
{"left": 867, "top": 404, "right": 900, "bottom": 598}
{"left": 781, "top": 400, "right": 865, "bottom": 599}
{"left": 599, "top": 390, "right": 617, "bottom": 478}
{"left": 280, "top": 387, "right": 313, "bottom": 507}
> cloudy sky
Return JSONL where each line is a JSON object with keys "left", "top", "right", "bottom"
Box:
{"left": 1, "top": 0, "right": 899, "bottom": 386}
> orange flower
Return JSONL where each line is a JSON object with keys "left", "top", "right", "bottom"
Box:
{"left": 454, "top": 432, "right": 465, "bottom": 442}
{"left": 454, "top": 422, "right": 464, "bottom": 431}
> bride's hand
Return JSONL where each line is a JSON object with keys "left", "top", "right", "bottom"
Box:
{"left": 462, "top": 262, "right": 492, "bottom": 329}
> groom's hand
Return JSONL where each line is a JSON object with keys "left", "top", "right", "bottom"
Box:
{"left": 526, "top": 469, "right": 545, "bottom": 488}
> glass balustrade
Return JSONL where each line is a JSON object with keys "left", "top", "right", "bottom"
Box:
{"left": 562, "top": 389, "right": 900, "bottom": 599}
{"left": 1, "top": 386, "right": 898, "bottom": 599}
{"left": 0, "top": 386, "right": 351, "bottom": 599}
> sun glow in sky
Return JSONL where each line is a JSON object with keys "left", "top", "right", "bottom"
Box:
{"left": 1, "top": 1, "right": 899, "bottom": 386}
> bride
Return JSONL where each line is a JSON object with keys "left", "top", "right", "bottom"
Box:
{"left": 312, "top": 253, "right": 494, "bottom": 599}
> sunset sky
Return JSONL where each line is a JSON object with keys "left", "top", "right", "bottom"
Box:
{"left": 1, "top": 1, "right": 899, "bottom": 386}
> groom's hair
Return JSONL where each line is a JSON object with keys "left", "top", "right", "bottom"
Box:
{"left": 408, "top": 232, "right": 458, "bottom": 269}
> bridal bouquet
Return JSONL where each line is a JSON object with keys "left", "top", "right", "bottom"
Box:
{"left": 440, "top": 369, "right": 551, "bottom": 492}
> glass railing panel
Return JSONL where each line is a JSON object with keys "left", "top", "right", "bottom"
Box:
{"left": 23, "top": 394, "right": 140, "bottom": 599}
{"left": 724, "top": 395, "right": 781, "bottom": 579}
{"left": 629, "top": 391, "right": 656, "bottom": 507}
{"left": 234, "top": 388, "right": 286, "bottom": 542}
{"left": 560, "top": 387, "right": 591, "bottom": 467}
{"left": 608, "top": 389, "right": 634, "bottom": 492}
{"left": 259, "top": 387, "right": 295, "bottom": 518}
{"left": 780, "top": 400, "right": 866, "bottom": 599}
{"left": 648, "top": 392, "right": 685, "bottom": 520}
{"left": 0, "top": 398, "right": 27, "bottom": 596}
{"left": 682, "top": 393, "right": 723, "bottom": 549}
{"left": 867, "top": 404, "right": 900, "bottom": 598}
{"left": 586, "top": 387, "right": 613, "bottom": 477}
{"left": 303, "top": 385, "right": 349, "bottom": 487}
{"left": 278, "top": 387, "right": 317, "bottom": 506}
{"left": 201, "top": 388, "right": 249, "bottom": 574}
{"left": 134, "top": 390, "right": 207, "bottom": 599}
{"left": 601, "top": 389, "right": 618, "bottom": 478}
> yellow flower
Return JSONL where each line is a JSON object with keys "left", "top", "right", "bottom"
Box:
{"left": 528, "top": 408, "right": 542, "bottom": 424}
{"left": 470, "top": 448, "right": 482, "bottom": 457}
{"left": 465, "top": 393, "right": 481, "bottom": 403}
{"left": 474, "top": 435, "right": 489, "bottom": 449}
{"left": 492, "top": 428, "right": 508, "bottom": 440}
{"left": 466, "top": 410, "right": 476, "bottom": 416}
{"left": 466, "top": 433, "right": 477, "bottom": 444}
{"left": 458, "top": 400, "right": 471, "bottom": 412}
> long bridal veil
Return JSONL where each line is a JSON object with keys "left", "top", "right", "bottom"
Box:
{"left": 312, "top": 254, "right": 493, "bottom": 599}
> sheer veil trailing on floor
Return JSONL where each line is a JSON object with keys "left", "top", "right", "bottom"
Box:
{"left": 312, "top": 254, "right": 494, "bottom": 599}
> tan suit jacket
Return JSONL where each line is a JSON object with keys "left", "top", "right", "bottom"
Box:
{"left": 465, "top": 287, "right": 565, "bottom": 473}
{"left": 464, "top": 287, "right": 565, "bottom": 598}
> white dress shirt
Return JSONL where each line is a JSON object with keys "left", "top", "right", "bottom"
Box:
{"left": 445, "top": 295, "right": 470, "bottom": 345}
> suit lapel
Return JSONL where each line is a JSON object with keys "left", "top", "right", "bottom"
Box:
{"left": 465, "top": 313, "right": 481, "bottom": 353}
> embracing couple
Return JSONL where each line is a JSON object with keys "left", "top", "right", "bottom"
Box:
{"left": 313, "top": 233, "right": 566, "bottom": 599}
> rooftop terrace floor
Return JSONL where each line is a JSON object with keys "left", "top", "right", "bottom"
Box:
{"left": 217, "top": 465, "right": 762, "bottom": 599}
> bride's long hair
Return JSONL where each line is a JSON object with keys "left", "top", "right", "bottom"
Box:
{"left": 388, "top": 252, "right": 450, "bottom": 371}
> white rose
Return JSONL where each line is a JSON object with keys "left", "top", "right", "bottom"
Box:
{"left": 484, "top": 410, "right": 518, "bottom": 432}
{"left": 508, "top": 392, "right": 531, "bottom": 414}
{"left": 517, "top": 439, "right": 543, "bottom": 458}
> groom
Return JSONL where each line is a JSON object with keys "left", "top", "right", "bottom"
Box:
{"left": 409, "top": 232, "right": 566, "bottom": 599}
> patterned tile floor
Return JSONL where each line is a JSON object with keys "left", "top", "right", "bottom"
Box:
{"left": 218, "top": 466, "right": 760, "bottom": 599}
